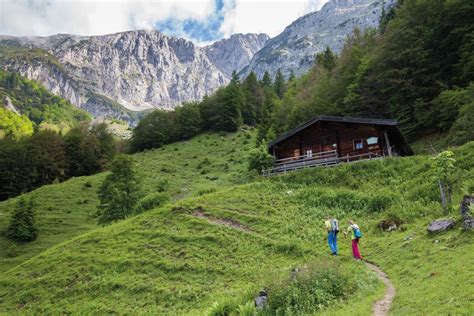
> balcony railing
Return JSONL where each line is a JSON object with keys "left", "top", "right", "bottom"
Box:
{"left": 263, "top": 150, "right": 383, "bottom": 176}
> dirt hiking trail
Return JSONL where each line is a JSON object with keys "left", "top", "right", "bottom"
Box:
{"left": 364, "top": 262, "right": 396, "bottom": 316}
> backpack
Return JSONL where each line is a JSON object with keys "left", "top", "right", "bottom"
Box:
{"left": 352, "top": 225, "right": 362, "bottom": 238}
{"left": 331, "top": 219, "right": 340, "bottom": 233}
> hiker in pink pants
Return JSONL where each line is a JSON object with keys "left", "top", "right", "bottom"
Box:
{"left": 344, "top": 220, "right": 362, "bottom": 260}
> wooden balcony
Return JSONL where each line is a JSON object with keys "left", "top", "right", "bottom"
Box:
{"left": 263, "top": 150, "right": 384, "bottom": 176}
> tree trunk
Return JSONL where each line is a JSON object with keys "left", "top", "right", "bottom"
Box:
{"left": 439, "top": 180, "right": 447, "bottom": 212}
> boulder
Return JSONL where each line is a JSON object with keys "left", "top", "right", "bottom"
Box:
{"left": 463, "top": 218, "right": 474, "bottom": 230}
{"left": 427, "top": 219, "right": 455, "bottom": 233}
{"left": 254, "top": 290, "right": 268, "bottom": 309}
{"left": 460, "top": 195, "right": 473, "bottom": 219}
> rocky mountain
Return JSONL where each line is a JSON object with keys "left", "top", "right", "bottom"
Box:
{"left": 204, "top": 33, "right": 269, "bottom": 78}
{"left": 240, "top": 0, "right": 396, "bottom": 78}
{"left": 0, "top": 30, "right": 268, "bottom": 123}
{"left": 0, "top": 0, "right": 393, "bottom": 123}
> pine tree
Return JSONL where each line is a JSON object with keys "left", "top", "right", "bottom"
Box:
{"left": 28, "top": 130, "right": 66, "bottom": 186}
{"left": 0, "top": 137, "right": 33, "bottom": 200}
{"left": 176, "top": 102, "right": 202, "bottom": 139}
{"left": 274, "top": 69, "right": 286, "bottom": 99}
{"left": 315, "top": 46, "right": 336, "bottom": 71}
{"left": 97, "top": 155, "right": 142, "bottom": 224}
{"left": 7, "top": 198, "right": 38, "bottom": 242}
{"left": 242, "top": 72, "right": 263, "bottom": 126}
{"left": 288, "top": 71, "right": 296, "bottom": 82}
{"left": 215, "top": 71, "right": 244, "bottom": 132}
{"left": 261, "top": 71, "right": 272, "bottom": 87}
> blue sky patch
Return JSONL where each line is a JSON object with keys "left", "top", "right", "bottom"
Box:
{"left": 154, "top": 0, "right": 234, "bottom": 43}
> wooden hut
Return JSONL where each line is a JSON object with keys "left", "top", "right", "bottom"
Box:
{"left": 266, "top": 116, "right": 413, "bottom": 174}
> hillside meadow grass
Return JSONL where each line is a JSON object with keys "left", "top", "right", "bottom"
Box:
{"left": 0, "top": 130, "right": 256, "bottom": 272}
{"left": 0, "top": 141, "right": 473, "bottom": 314}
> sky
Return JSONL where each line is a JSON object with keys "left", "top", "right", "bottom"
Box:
{"left": 0, "top": 0, "right": 329, "bottom": 45}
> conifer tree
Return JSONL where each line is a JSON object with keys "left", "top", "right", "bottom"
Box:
{"left": 261, "top": 71, "right": 273, "bottom": 87}
{"left": 98, "top": 155, "right": 142, "bottom": 224}
{"left": 215, "top": 71, "right": 244, "bottom": 132}
{"left": 7, "top": 198, "right": 38, "bottom": 242}
{"left": 288, "top": 71, "right": 296, "bottom": 82}
{"left": 274, "top": 69, "right": 286, "bottom": 99}
{"left": 315, "top": 46, "right": 336, "bottom": 71}
{"left": 242, "top": 71, "right": 263, "bottom": 126}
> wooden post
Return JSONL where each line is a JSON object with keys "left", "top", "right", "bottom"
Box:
{"left": 384, "top": 131, "right": 392, "bottom": 157}
{"left": 335, "top": 130, "right": 341, "bottom": 157}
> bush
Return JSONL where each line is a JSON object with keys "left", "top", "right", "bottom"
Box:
{"left": 134, "top": 192, "right": 169, "bottom": 214}
{"left": 235, "top": 301, "right": 256, "bottom": 316}
{"left": 207, "top": 300, "right": 235, "bottom": 316}
{"left": 6, "top": 198, "right": 38, "bottom": 242}
{"left": 368, "top": 191, "right": 396, "bottom": 213}
{"left": 247, "top": 144, "right": 274, "bottom": 174}
{"left": 262, "top": 264, "right": 349, "bottom": 315}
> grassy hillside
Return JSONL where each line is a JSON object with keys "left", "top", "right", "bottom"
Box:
{"left": 0, "top": 130, "right": 255, "bottom": 272}
{"left": 0, "top": 139, "right": 472, "bottom": 314}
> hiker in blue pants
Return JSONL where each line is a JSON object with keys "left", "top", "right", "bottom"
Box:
{"left": 324, "top": 216, "right": 339, "bottom": 255}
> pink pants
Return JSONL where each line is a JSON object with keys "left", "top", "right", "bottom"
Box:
{"left": 352, "top": 238, "right": 362, "bottom": 260}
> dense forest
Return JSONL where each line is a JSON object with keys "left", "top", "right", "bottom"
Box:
{"left": 131, "top": 0, "right": 474, "bottom": 151}
{"left": 0, "top": 123, "right": 116, "bottom": 200}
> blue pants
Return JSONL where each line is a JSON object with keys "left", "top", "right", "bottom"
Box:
{"left": 328, "top": 231, "right": 338, "bottom": 254}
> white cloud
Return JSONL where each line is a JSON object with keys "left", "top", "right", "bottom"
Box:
{"left": 0, "top": 0, "right": 329, "bottom": 41}
{"left": 0, "top": 0, "right": 217, "bottom": 37}
{"left": 220, "top": 0, "right": 328, "bottom": 37}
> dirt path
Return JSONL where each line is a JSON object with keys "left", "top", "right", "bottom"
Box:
{"left": 192, "top": 210, "right": 252, "bottom": 232}
{"left": 364, "top": 262, "right": 396, "bottom": 316}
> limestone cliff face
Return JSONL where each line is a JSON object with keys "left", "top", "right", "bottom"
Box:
{"left": 240, "top": 0, "right": 396, "bottom": 78}
{"left": 204, "top": 33, "right": 269, "bottom": 78}
{"left": 0, "top": 31, "right": 268, "bottom": 118}
{"left": 0, "top": 0, "right": 391, "bottom": 121}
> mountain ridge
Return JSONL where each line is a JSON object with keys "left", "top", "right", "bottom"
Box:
{"left": 0, "top": 30, "right": 269, "bottom": 122}
{"left": 240, "top": 0, "right": 396, "bottom": 78}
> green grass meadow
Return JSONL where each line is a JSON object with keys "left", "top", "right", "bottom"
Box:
{"left": 0, "top": 130, "right": 255, "bottom": 273}
{"left": 0, "top": 131, "right": 473, "bottom": 314}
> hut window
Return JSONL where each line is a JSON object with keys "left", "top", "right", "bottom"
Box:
{"left": 367, "top": 137, "right": 378, "bottom": 145}
{"left": 305, "top": 148, "right": 313, "bottom": 158}
{"left": 353, "top": 139, "right": 364, "bottom": 150}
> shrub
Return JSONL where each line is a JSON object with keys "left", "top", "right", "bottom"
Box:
{"left": 235, "top": 300, "right": 256, "bottom": 316}
{"left": 368, "top": 191, "right": 396, "bottom": 213}
{"left": 197, "top": 158, "right": 211, "bottom": 170}
{"left": 6, "top": 198, "right": 38, "bottom": 242}
{"left": 262, "top": 264, "right": 349, "bottom": 315}
{"left": 207, "top": 300, "right": 234, "bottom": 316}
{"left": 156, "top": 179, "right": 169, "bottom": 192}
{"left": 134, "top": 192, "right": 169, "bottom": 214}
{"left": 247, "top": 144, "right": 274, "bottom": 174}
{"left": 6, "top": 245, "right": 19, "bottom": 257}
